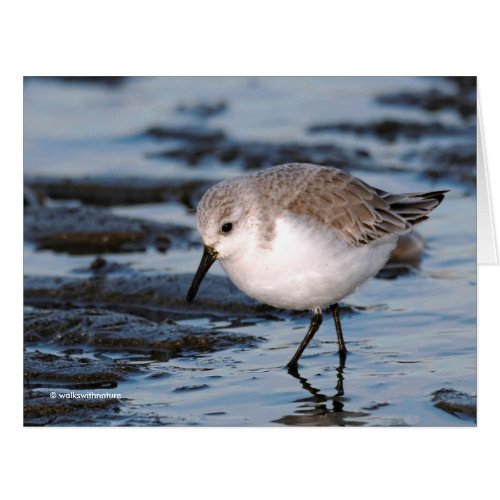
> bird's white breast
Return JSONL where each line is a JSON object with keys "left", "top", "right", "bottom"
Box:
{"left": 219, "top": 215, "right": 397, "bottom": 311}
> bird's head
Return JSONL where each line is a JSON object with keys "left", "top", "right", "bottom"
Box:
{"left": 186, "top": 177, "right": 260, "bottom": 302}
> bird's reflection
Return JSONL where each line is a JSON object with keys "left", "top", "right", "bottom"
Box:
{"left": 274, "top": 352, "right": 368, "bottom": 426}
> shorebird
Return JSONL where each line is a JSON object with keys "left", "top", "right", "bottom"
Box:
{"left": 186, "top": 163, "right": 447, "bottom": 368}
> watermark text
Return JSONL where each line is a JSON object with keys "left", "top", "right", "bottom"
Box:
{"left": 49, "top": 391, "right": 122, "bottom": 399}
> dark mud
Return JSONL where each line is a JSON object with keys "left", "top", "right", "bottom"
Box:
{"left": 24, "top": 185, "right": 45, "bottom": 207}
{"left": 24, "top": 388, "right": 122, "bottom": 424}
{"left": 24, "top": 350, "right": 137, "bottom": 385}
{"left": 34, "top": 76, "right": 128, "bottom": 87}
{"left": 389, "top": 231, "right": 425, "bottom": 263}
{"left": 24, "top": 274, "right": 277, "bottom": 317}
{"left": 308, "top": 119, "right": 471, "bottom": 142}
{"left": 24, "top": 349, "right": 129, "bottom": 425}
{"left": 376, "top": 77, "right": 477, "bottom": 119}
{"left": 24, "top": 308, "right": 259, "bottom": 353}
{"left": 145, "top": 125, "right": 226, "bottom": 143}
{"left": 25, "top": 176, "right": 215, "bottom": 208}
{"left": 24, "top": 206, "right": 194, "bottom": 254}
{"left": 176, "top": 100, "right": 228, "bottom": 119}
{"left": 432, "top": 388, "right": 477, "bottom": 420}
{"left": 401, "top": 141, "right": 476, "bottom": 186}
{"left": 145, "top": 127, "right": 374, "bottom": 171}
{"left": 421, "top": 143, "right": 476, "bottom": 186}
{"left": 376, "top": 232, "right": 424, "bottom": 279}
{"left": 76, "top": 256, "right": 134, "bottom": 276}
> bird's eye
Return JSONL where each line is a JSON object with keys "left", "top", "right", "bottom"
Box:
{"left": 221, "top": 222, "right": 233, "bottom": 233}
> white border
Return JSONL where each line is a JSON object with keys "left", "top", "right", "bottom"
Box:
{"left": 4, "top": 1, "right": 499, "bottom": 498}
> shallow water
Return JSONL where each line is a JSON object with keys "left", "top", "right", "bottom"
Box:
{"left": 23, "top": 77, "right": 476, "bottom": 426}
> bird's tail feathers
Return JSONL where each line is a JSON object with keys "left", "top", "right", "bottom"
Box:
{"left": 382, "top": 190, "right": 449, "bottom": 226}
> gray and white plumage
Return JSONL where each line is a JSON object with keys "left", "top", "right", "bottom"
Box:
{"left": 192, "top": 163, "right": 446, "bottom": 311}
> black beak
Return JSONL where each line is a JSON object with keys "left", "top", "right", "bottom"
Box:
{"left": 186, "top": 245, "right": 218, "bottom": 303}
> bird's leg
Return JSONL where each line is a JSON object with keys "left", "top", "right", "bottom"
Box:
{"left": 330, "top": 303, "right": 347, "bottom": 354}
{"left": 286, "top": 310, "right": 323, "bottom": 369}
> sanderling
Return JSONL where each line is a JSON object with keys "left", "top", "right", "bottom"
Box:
{"left": 186, "top": 163, "right": 447, "bottom": 368}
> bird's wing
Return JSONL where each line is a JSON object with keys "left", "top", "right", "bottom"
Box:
{"left": 284, "top": 166, "right": 444, "bottom": 246}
